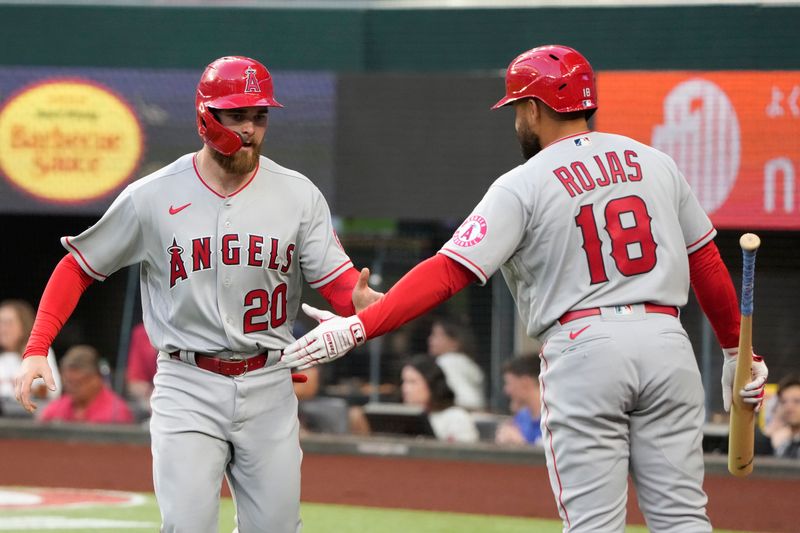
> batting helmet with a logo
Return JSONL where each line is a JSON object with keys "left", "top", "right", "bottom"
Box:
{"left": 491, "top": 45, "right": 597, "bottom": 115}
{"left": 196, "top": 56, "right": 283, "bottom": 156}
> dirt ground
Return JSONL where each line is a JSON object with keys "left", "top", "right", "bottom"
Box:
{"left": 1, "top": 438, "right": 796, "bottom": 532}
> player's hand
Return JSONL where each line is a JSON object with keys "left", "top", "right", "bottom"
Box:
{"left": 352, "top": 268, "right": 383, "bottom": 313}
{"left": 281, "top": 303, "right": 366, "bottom": 371}
{"left": 14, "top": 355, "right": 57, "bottom": 413}
{"left": 721, "top": 347, "right": 768, "bottom": 413}
{"left": 495, "top": 421, "right": 527, "bottom": 446}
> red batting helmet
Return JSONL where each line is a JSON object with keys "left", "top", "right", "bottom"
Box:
{"left": 196, "top": 56, "right": 283, "bottom": 156}
{"left": 491, "top": 45, "right": 597, "bottom": 114}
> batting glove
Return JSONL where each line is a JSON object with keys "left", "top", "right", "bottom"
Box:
{"left": 281, "top": 303, "right": 366, "bottom": 371}
{"left": 721, "top": 347, "right": 768, "bottom": 413}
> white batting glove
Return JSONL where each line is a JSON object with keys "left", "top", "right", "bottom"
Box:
{"left": 721, "top": 347, "right": 768, "bottom": 413}
{"left": 281, "top": 303, "right": 366, "bottom": 371}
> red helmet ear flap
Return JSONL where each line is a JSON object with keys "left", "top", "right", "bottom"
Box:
{"left": 196, "top": 102, "right": 242, "bottom": 156}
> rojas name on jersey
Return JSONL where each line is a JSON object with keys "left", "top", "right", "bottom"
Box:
{"left": 553, "top": 150, "right": 643, "bottom": 197}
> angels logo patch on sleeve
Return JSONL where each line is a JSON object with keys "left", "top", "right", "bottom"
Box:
{"left": 452, "top": 215, "right": 488, "bottom": 247}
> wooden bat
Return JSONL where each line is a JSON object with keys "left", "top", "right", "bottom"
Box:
{"left": 728, "top": 232, "right": 761, "bottom": 477}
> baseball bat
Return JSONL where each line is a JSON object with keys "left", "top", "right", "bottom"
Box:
{"left": 727, "top": 233, "right": 760, "bottom": 477}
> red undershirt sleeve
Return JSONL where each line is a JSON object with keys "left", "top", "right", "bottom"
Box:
{"left": 357, "top": 254, "right": 477, "bottom": 339}
{"left": 316, "top": 267, "right": 359, "bottom": 316}
{"left": 23, "top": 254, "right": 95, "bottom": 358}
{"left": 689, "top": 241, "right": 740, "bottom": 349}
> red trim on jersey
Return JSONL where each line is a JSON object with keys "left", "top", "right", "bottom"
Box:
{"left": 308, "top": 260, "right": 352, "bottom": 286}
{"left": 23, "top": 254, "right": 95, "bottom": 358}
{"left": 544, "top": 130, "right": 592, "bottom": 150}
{"left": 192, "top": 153, "right": 259, "bottom": 199}
{"left": 316, "top": 267, "right": 359, "bottom": 316}
{"left": 689, "top": 241, "right": 740, "bottom": 349}
{"left": 64, "top": 237, "right": 107, "bottom": 280}
{"left": 686, "top": 228, "right": 715, "bottom": 250}
{"left": 440, "top": 249, "right": 488, "bottom": 281}
{"left": 228, "top": 167, "right": 259, "bottom": 197}
{"left": 539, "top": 347, "right": 571, "bottom": 528}
{"left": 358, "top": 254, "right": 476, "bottom": 339}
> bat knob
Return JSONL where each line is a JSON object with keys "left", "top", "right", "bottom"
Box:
{"left": 739, "top": 233, "right": 761, "bottom": 252}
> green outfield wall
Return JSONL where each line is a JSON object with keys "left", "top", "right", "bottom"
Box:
{"left": 1, "top": 4, "right": 798, "bottom": 70}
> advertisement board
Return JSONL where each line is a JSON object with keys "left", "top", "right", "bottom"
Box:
{"left": 0, "top": 67, "right": 335, "bottom": 215}
{"left": 597, "top": 72, "right": 800, "bottom": 229}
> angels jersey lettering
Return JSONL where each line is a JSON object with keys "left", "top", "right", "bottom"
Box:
{"left": 439, "top": 131, "right": 715, "bottom": 338}
{"left": 62, "top": 153, "right": 352, "bottom": 353}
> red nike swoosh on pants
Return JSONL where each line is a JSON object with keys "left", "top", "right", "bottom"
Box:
{"left": 169, "top": 203, "right": 191, "bottom": 215}
{"left": 568, "top": 325, "right": 591, "bottom": 340}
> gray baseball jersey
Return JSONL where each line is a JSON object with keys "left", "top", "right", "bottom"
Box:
{"left": 63, "top": 152, "right": 351, "bottom": 532}
{"left": 440, "top": 131, "right": 715, "bottom": 338}
{"left": 63, "top": 153, "right": 352, "bottom": 353}
{"left": 440, "top": 130, "right": 715, "bottom": 531}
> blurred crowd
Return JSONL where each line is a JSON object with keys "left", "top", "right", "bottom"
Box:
{"left": 1, "top": 296, "right": 798, "bottom": 461}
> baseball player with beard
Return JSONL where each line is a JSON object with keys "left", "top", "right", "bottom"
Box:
{"left": 282, "top": 45, "right": 768, "bottom": 532}
{"left": 15, "top": 56, "right": 380, "bottom": 532}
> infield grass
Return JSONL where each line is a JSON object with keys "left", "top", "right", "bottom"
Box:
{"left": 0, "top": 494, "right": 755, "bottom": 533}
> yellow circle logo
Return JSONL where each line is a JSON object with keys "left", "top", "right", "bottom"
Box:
{"left": 0, "top": 79, "right": 143, "bottom": 202}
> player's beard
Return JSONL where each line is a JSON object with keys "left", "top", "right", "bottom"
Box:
{"left": 517, "top": 122, "right": 542, "bottom": 161}
{"left": 211, "top": 137, "right": 262, "bottom": 175}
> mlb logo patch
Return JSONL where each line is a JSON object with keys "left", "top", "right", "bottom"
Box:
{"left": 613, "top": 305, "right": 633, "bottom": 315}
{"left": 574, "top": 136, "right": 592, "bottom": 146}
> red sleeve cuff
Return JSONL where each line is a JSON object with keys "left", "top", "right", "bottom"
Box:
{"left": 316, "top": 267, "right": 359, "bottom": 316}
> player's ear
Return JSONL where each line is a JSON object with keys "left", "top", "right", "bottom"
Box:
{"left": 514, "top": 98, "right": 535, "bottom": 119}
{"left": 530, "top": 98, "right": 545, "bottom": 122}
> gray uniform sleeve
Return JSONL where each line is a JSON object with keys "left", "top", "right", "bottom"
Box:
{"left": 298, "top": 187, "right": 353, "bottom": 289}
{"left": 439, "top": 185, "right": 526, "bottom": 286}
{"left": 61, "top": 186, "right": 145, "bottom": 280}
{"left": 675, "top": 169, "right": 717, "bottom": 254}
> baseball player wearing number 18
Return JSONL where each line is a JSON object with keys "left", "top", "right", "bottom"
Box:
{"left": 14, "top": 56, "right": 380, "bottom": 532}
{"left": 283, "top": 45, "right": 768, "bottom": 532}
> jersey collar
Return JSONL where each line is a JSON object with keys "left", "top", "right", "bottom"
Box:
{"left": 542, "top": 130, "right": 593, "bottom": 150}
{"left": 192, "top": 152, "right": 259, "bottom": 199}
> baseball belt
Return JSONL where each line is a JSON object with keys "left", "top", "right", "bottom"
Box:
{"left": 168, "top": 350, "right": 282, "bottom": 377}
{"left": 558, "top": 303, "right": 678, "bottom": 325}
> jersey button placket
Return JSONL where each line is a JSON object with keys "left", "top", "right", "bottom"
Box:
{"left": 218, "top": 199, "right": 237, "bottom": 342}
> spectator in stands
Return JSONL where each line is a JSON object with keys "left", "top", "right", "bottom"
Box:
{"left": 495, "top": 353, "right": 542, "bottom": 446}
{"left": 752, "top": 388, "right": 783, "bottom": 456}
{"left": 402, "top": 354, "right": 479, "bottom": 443}
{"left": 39, "top": 345, "right": 133, "bottom": 424}
{"left": 125, "top": 322, "right": 157, "bottom": 412}
{"left": 770, "top": 375, "right": 800, "bottom": 459}
{"left": 427, "top": 315, "right": 485, "bottom": 410}
{"left": 0, "top": 299, "right": 61, "bottom": 402}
